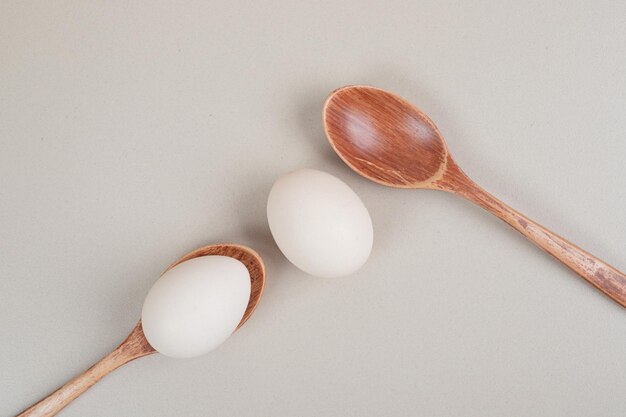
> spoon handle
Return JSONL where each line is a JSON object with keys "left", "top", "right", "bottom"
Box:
{"left": 441, "top": 166, "right": 626, "bottom": 308}
{"left": 16, "top": 322, "right": 155, "bottom": 417}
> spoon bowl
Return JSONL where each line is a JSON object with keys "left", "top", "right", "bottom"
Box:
{"left": 324, "top": 85, "right": 626, "bottom": 308}
{"left": 324, "top": 85, "right": 449, "bottom": 187}
{"left": 18, "top": 243, "right": 265, "bottom": 417}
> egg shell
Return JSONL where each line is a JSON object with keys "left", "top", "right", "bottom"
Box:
{"left": 267, "top": 168, "right": 373, "bottom": 278}
{"left": 141, "top": 255, "right": 251, "bottom": 358}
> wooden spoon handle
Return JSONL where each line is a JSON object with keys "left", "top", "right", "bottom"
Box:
{"left": 17, "top": 322, "right": 155, "bottom": 417}
{"left": 439, "top": 166, "right": 626, "bottom": 308}
{"left": 17, "top": 351, "right": 126, "bottom": 416}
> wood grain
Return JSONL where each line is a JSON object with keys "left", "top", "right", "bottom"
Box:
{"left": 324, "top": 85, "right": 449, "bottom": 188}
{"left": 436, "top": 158, "right": 626, "bottom": 306}
{"left": 324, "top": 85, "right": 626, "bottom": 308}
{"left": 16, "top": 243, "right": 265, "bottom": 416}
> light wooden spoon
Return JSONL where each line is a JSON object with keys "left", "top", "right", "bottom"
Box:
{"left": 323, "top": 85, "right": 626, "bottom": 307}
{"left": 17, "top": 243, "right": 266, "bottom": 417}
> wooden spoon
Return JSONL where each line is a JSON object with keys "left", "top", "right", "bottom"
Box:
{"left": 17, "top": 243, "right": 266, "bottom": 417}
{"left": 323, "top": 85, "right": 626, "bottom": 307}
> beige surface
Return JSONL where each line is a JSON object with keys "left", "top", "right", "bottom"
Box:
{"left": 1, "top": 1, "right": 625, "bottom": 416}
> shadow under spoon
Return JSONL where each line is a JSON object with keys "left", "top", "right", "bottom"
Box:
{"left": 17, "top": 243, "right": 266, "bottom": 417}
{"left": 323, "top": 85, "right": 626, "bottom": 308}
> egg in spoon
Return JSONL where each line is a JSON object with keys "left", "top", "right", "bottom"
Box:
{"left": 18, "top": 244, "right": 265, "bottom": 417}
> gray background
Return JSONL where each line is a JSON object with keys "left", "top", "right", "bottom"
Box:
{"left": 1, "top": 1, "right": 625, "bottom": 416}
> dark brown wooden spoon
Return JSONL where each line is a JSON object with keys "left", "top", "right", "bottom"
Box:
{"left": 323, "top": 85, "right": 626, "bottom": 308}
{"left": 17, "top": 243, "right": 266, "bottom": 417}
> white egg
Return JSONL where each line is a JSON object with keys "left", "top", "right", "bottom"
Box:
{"left": 141, "top": 256, "right": 250, "bottom": 358}
{"left": 267, "top": 168, "right": 373, "bottom": 278}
